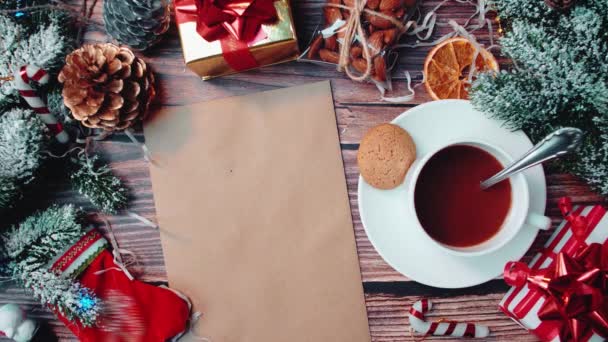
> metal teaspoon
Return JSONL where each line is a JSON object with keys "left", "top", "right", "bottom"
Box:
{"left": 480, "top": 127, "right": 584, "bottom": 190}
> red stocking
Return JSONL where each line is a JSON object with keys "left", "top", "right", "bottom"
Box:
{"left": 50, "top": 229, "right": 191, "bottom": 342}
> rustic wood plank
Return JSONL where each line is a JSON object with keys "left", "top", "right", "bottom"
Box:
{"left": 1, "top": 0, "right": 604, "bottom": 341}
{"left": 365, "top": 292, "right": 538, "bottom": 341}
{"left": 1, "top": 283, "right": 539, "bottom": 342}
{"left": 78, "top": 0, "right": 500, "bottom": 107}
{"left": 17, "top": 132, "right": 605, "bottom": 286}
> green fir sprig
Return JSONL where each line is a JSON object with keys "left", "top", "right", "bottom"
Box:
{"left": 70, "top": 153, "right": 129, "bottom": 214}
{"left": 23, "top": 269, "right": 101, "bottom": 327}
{"left": 0, "top": 9, "right": 75, "bottom": 109}
{"left": 2, "top": 205, "right": 85, "bottom": 275}
{"left": 471, "top": 0, "right": 608, "bottom": 195}
{"left": 0, "top": 108, "right": 48, "bottom": 183}
{"left": 1, "top": 205, "right": 100, "bottom": 327}
{"left": 0, "top": 176, "right": 19, "bottom": 213}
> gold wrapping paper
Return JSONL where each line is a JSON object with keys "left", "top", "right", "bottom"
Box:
{"left": 176, "top": 0, "right": 299, "bottom": 79}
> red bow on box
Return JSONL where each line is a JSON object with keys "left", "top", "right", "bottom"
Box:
{"left": 504, "top": 198, "right": 608, "bottom": 342}
{"left": 175, "top": 0, "right": 278, "bottom": 71}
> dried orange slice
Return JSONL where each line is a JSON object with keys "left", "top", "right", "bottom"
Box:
{"left": 424, "top": 37, "right": 498, "bottom": 100}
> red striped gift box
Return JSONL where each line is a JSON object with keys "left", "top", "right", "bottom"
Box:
{"left": 499, "top": 203, "right": 608, "bottom": 342}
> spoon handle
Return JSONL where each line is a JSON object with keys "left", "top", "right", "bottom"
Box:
{"left": 480, "top": 127, "right": 583, "bottom": 190}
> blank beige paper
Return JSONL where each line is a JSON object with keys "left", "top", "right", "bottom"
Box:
{"left": 144, "top": 81, "right": 371, "bottom": 342}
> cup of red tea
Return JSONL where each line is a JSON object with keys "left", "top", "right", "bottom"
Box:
{"left": 404, "top": 139, "right": 551, "bottom": 257}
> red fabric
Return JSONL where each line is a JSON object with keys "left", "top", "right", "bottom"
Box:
{"left": 56, "top": 250, "right": 190, "bottom": 342}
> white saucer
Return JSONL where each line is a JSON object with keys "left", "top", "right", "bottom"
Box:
{"left": 357, "top": 100, "right": 546, "bottom": 288}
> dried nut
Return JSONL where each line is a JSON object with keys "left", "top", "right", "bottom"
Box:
{"left": 366, "top": 11, "right": 397, "bottom": 29}
{"left": 352, "top": 58, "right": 369, "bottom": 74}
{"left": 350, "top": 45, "right": 363, "bottom": 58}
{"left": 319, "top": 48, "right": 340, "bottom": 63}
{"left": 373, "top": 55, "right": 387, "bottom": 82}
{"left": 341, "top": 0, "right": 353, "bottom": 19}
{"left": 368, "top": 24, "right": 376, "bottom": 34}
{"left": 394, "top": 7, "right": 405, "bottom": 18}
{"left": 324, "top": 35, "right": 338, "bottom": 51}
{"left": 368, "top": 31, "right": 385, "bottom": 53}
{"left": 308, "top": 35, "right": 323, "bottom": 59}
{"left": 342, "top": 9, "right": 351, "bottom": 20}
{"left": 324, "top": 7, "right": 343, "bottom": 23}
{"left": 383, "top": 28, "right": 398, "bottom": 44}
{"left": 366, "top": 0, "right": 380, "bottom": 10}
{"left": 379, "top": 0, "right": 403, "bottom": 11}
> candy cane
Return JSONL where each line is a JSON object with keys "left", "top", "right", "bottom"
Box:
{"left": 14, "top": 65, "right": 69, "bottom": 143}
{"left": 409, "top": 299, "right": 489, "bottom": 338}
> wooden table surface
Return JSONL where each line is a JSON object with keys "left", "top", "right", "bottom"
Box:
{"left": 2, "top": 1, "right": 606, "bottom": 341}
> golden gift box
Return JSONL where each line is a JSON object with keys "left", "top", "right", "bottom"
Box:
{"left": 174, "top": 0, "right": 299, "bottom": 80}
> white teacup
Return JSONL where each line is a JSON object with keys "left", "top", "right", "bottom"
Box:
{"left": 404, "top": 139, "right": 551, "bottom": 257}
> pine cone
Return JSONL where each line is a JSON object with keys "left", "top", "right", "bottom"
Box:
{"left": 544, "top": 0, "right": 576, "bottom": 10}
{"left": 103, "top": 0, "right": 170, "bottom": 51}
{"left": 58, "top": 43, "right": 155, "bottom": 131}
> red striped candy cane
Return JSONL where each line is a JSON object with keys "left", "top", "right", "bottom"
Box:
{"left": 409, "top": 299, "right": 489, "bottom": 338}
{"left": 14, "top": 65, "right": 69, "bottom": 143}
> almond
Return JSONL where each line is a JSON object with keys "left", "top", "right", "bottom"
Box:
{"left": 342, "top": 0, "right": 354, "bottom": 19}
{"left": 366, "top": 0, "right": 380, "bottom": 10}
{"left": 324, "top": 35, "right": 338, "bottom": 51}
{"left": 350, "top": 45, "right": 362, "bottom": 58}
{"left": 324, "top": 7, "right": 343, "bottom": 24}
{"left": 308, "top": 35, "right": 323, "bottom": 59}
{"left": 383, "top": 28, "right": 398, "bottom": 44}
{"left": 366, "top": 11, "right": 397, "bottom": 29}
{"left": 352, "top": 58, "right": 369, "bottom": 74}
{"left": 379, "top": 0, "right": 402, "bottom": 11}
{"left": 394, "top": 7, "right": 405, "bottom": 18}
{"left": 342, "top": 9, "right": 351, "bottom": 20}
{"left": 319, "top": 48, "right": 340, "bottom": 63}
{"left": 368, "top": 31, "right": 385, "bottom": 53}
{"left": 372, "top": 55, "right": 387, "bottom": 82}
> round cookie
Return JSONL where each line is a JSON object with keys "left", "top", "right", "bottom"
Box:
{"left": 357, "top": 123, "right": 416, "bottom": 190}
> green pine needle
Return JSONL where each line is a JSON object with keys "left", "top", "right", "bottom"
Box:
{"left": 70, "top": 153, "right": 129, "bottom": 214}
{"left": 0, "top": 108, "right": 48, "bottom": 183}
{"left": 470, "top": 0, "right": 608, "bottom": 195}
{"left": 1, "top": 205, "right": 100, "bottom": 327}
{"left": 2, "top": 204, "right": 85, "bottom": 275}
{"left": 21, "top": 269, "right": 101, "bottom": 327}
{"left": 0, "top": 10, "right": 75, "bottom": 110}
{"left": 46, "top": 86, "right": 72, "bottom": 124}
{"left": 0, "top": 176, "right": 19, "bottom": 213}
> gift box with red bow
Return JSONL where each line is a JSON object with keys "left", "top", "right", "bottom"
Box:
{"left": 500, "top": 197, "right": 608, "bottom": 342}
{"left": 174, "top": 0, "right": 299, "bottom": 79}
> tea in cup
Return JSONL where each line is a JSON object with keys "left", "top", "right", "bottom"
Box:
{"left": 404, "top": 139, "right": 551, "bottom": 256}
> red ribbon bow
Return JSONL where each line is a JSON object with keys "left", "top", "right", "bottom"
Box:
{"left": 195, "top": 0, "right": 278, "bottom": 42}
{"left": 175, "top": 0, "right": 278, "bottom": 71}
{"left": 504, "top": 198, "right": 608, "bottom": 341}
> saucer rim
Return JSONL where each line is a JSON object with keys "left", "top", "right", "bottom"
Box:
{"left": 357, "top": 99, "right": 546, "bottom": 288}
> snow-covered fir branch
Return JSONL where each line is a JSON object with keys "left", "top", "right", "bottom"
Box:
{"left": 471, "top": 0, "right": 608, "bottom": 195}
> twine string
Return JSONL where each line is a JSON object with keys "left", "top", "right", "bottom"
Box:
{"left": 124, "top": 128, "right": 155, "bottom": 164}
{"left": 93, "top": 214, "right": 138, "bottom": 281}
{"left": 324, "top": 1, "right": 411, "bottom": 81}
